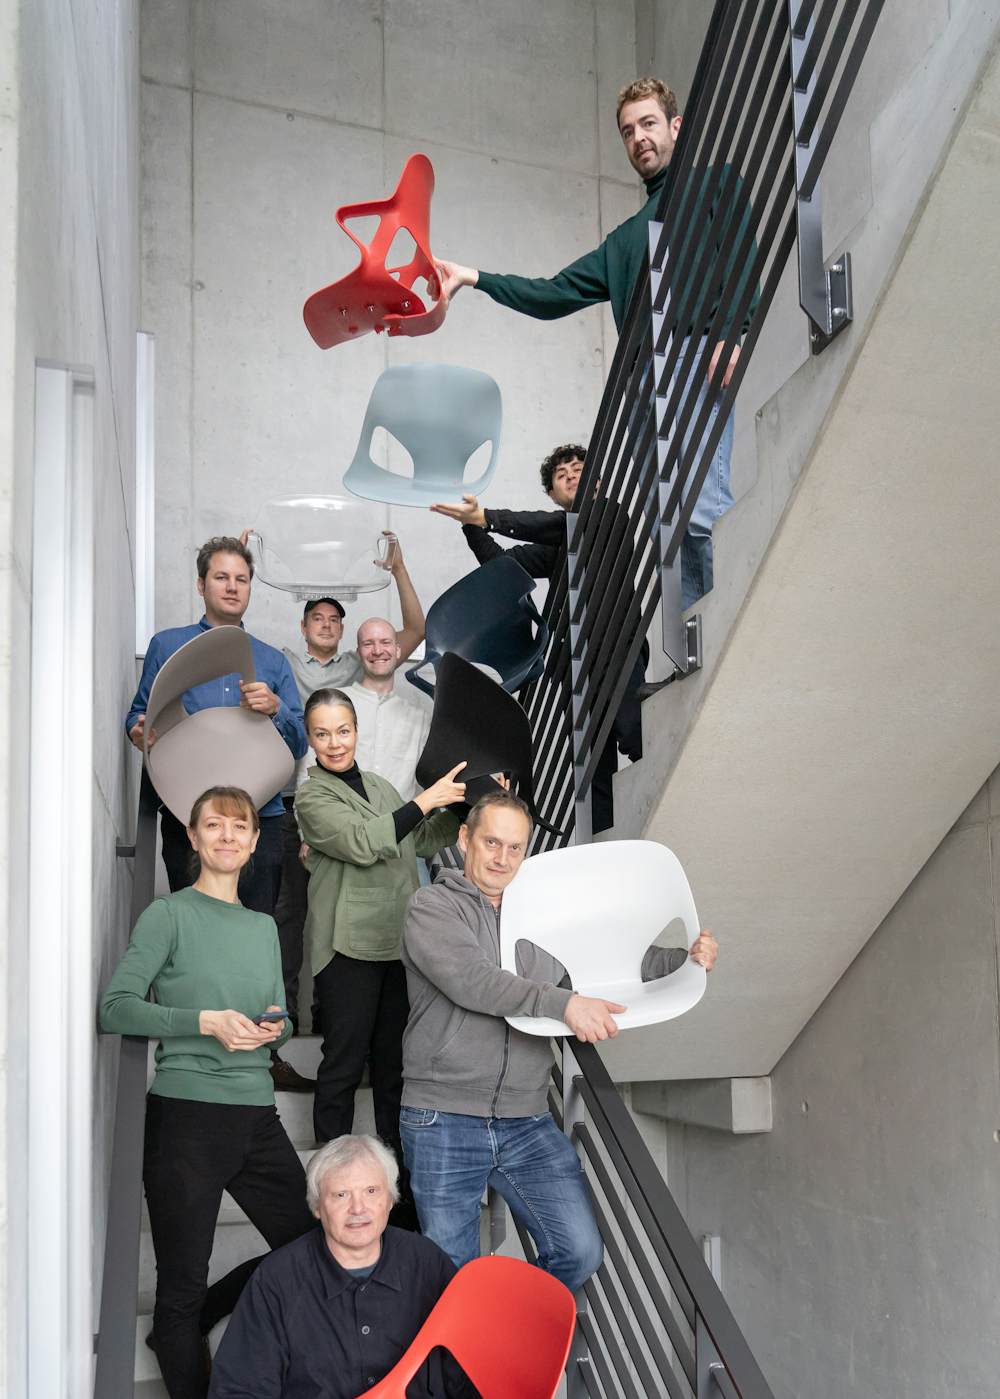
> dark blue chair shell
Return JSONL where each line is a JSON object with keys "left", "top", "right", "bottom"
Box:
{"left": 406, "top": 555, "right": 548, "bottom": 700}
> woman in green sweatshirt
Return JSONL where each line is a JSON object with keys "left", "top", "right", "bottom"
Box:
{"left": 100, "top": 785, "right": 315, "bottom": 1399}
{"left": 294, "top": 687, "right": 466, "bottom": 1208}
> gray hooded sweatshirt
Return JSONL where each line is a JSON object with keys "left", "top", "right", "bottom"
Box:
{"left": 401, "top": 867, "right": 573, "bottom": 1118}
{"left": 401, "top": 866, "right": 688, "bottom": 1118}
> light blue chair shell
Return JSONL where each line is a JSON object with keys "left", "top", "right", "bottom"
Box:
{"left": 343, "top": 363, "right": 502, "bottom": 508}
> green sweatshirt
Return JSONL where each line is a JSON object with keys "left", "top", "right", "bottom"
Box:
{"left": 477, "top": 164, "right": 759, "bottom": 335}
{"left": 99, "top": 886, "right": 289, "bottom": 1106}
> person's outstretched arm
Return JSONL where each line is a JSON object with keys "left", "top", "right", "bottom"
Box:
{"left": 432, "top": 495, "right": 566, "bottom": 546}
{"left": 382, "top": 533, "right": 425, "bottom": 662}
{"left": 433, "top": 242, "right": 610, "bottom": 322}
{"left": 431, "top": 495, "right": 562, "bottom": 579}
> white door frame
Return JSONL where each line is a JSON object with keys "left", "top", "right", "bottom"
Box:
{"left": 28, "top": 362, "right": 95, "bottom": 1399}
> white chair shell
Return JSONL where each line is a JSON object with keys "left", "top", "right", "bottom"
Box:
{"left": 499, "top": 840, "right": 707, "bottom": 1036}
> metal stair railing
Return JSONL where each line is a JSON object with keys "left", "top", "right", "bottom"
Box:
{"left": 93, "top": 769, "right": 159, "bottom": 1398}
{"left": 508, "top": 1, "right": 886, "bottom": 1392}
{"left": 520, "top": 0, "right": 885, "bottom": 847}
{"left": 505, "top": 1044, "right": 775, "bottom": 1399}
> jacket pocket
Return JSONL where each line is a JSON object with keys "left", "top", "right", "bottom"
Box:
{"left": 343, "top": 887, "right": 401, "bottom": 957}
{"left": 430, "top": 1012, "right": 494, "bottom": 1088}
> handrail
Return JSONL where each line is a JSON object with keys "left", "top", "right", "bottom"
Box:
{"left": 93, "top": 769, "right": 160, "bottom": 1397}
{"left": 520, "top": 0, "right": 884, "bottom": 846}
{"left": 571, "top": 1042, "right": 774, "bottom": 1398}
{"left": 507, "top": 1045, "right": 775, "bottom": 1399}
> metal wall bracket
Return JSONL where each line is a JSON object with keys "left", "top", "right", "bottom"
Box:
{"left": 696, "top": 1313, "right": 728, "bottom": 1399}
{"left": 789, "top": 2, "right": 854, "bottom": 354}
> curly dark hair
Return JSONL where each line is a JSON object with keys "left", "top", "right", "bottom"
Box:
{"left": 539, "top": 443, "right": 587, "bottom": 495}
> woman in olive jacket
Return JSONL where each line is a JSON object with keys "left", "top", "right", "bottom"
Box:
{"left": 294, "top": 687, "right": 465, "bottom": 1191}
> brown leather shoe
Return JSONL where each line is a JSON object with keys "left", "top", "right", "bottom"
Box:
{"left": 269, "top": 1055, "right": 316, "bottom": 1094}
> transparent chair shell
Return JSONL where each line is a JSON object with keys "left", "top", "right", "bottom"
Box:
{"left": 499, "top": 840, "right": 707, "bottom": 1036}
{"left": 143, "top": 626, "right": 295, "bottom": 825}
{"left": 245, "top": 495, "right": 393, "bottom": 602}
{"left": 343, "top": 363, "right": 502, "bottom": 508}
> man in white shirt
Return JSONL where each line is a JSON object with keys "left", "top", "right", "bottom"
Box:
{"left": 343, "top": 618, "right": 431, "bottom": 802}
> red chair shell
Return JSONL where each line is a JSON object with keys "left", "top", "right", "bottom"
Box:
{"left": 304, "top": 153, "right": 447, "bottom": 349}
{"left": 357, "top": 1255, "right": 576, "bottom": 1399}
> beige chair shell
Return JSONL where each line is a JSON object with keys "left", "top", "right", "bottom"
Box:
{"left": 144, "top": 625, "right": 295, "bottom": 824}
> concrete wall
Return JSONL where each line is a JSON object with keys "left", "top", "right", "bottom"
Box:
{"left": 635, "top": 0, "right": 709, "bottom": 109}
{"left": 0, "top": 0, "right": 140, "bottom": 1389}
{"left": 140, "top": 0, "right": 641, "bottom": 652}
{"left": 641, "top": 766, "right": 1000, "bottom": 1398}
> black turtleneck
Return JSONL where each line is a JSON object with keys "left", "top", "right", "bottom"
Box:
{"left": 324, "top": 762, "right": 423, "bottom": 844}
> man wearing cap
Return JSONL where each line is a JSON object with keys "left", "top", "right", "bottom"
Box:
{"left": 272, "top": 537, "right": 426, "bottom": 1089}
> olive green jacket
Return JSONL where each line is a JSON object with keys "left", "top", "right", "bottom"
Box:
{"left": 295, "top": 764, "right": 461, "bottom": 973}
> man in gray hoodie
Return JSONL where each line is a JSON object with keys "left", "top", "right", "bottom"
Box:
{"left": 400, "top": 790, "right": 717, "bottom": 1292}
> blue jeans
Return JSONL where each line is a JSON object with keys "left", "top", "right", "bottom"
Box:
{"left": 667, "top": 338, "right": 736, "bottom": 609}
{"left": 400, "top": 1107, "right": 603, "bottom": 1294}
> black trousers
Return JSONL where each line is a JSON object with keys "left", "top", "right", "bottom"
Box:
{"left": 143, "top": 1094, "right": 315, "bottom": 1399}
{"left": 591, "top": 640, "right": 648, "bottom": 835}
{"left": 159, "top": 808, "right": 284, "bottom": 917}
{"left": 273, "top": 799, "right": 309, "bottom": 1027}
{"left": 312, "top": 954, "right": 409, "bottom": 1164}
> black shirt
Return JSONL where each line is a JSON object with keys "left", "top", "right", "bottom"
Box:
{"left": 208, "top": 1226, "right": 473, "bottom": 1398}
{"left": 462, "top": 507, "right": 566, "bottom": 580}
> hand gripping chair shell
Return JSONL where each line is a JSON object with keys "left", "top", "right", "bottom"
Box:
{"left": 499, "top": 840, "right": 707, "bottom": 1036}
{"left": 245, "top": 494, "right": 394, "bottom": 602}
{"left": 406, "top": 555, "right": 547, "bottom": 700}
{"left": 304, "top": 153, "right": 446, "bottom": 348}
{"left": 357, "top": 1256, "right": 575, "bottom": 1399}
{"left": 143, "top": 626, "right": 295, "bottom": 825}
{"left": 343, "top": 363, "right": 502, "bottom": 508}
{"left": 416, "top": 651, "right": 540, "bottom": 823}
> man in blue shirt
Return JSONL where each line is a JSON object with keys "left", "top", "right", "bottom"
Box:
{"left": 126, "top": 534, "right": 307, "bottom": 915}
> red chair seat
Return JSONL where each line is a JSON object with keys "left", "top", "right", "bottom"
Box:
{"left": 357, "top": 1255, "right": 575, "bottom": 1399}
{"left": 304, "top": 153, "right": 446, "bottom": 348}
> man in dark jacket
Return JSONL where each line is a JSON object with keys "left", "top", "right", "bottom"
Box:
{"left": 431, "top": 443, "right": 643, "bottom": 835}
{"left": 400, "top": 791, "right": 718, "bottom": 1292}
{"left": 208, "top": 1135, "right": 472, "bottom": 1398}
{"left": 431, "top": 77, "right": 760, "bottom": 609}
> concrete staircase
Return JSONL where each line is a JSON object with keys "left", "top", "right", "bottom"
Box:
{"left": 132, "top": 1035, "right": 363, "bottom": 1397}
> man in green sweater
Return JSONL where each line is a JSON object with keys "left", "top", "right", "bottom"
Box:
{"left": 433, "top": 77, "right": 758, "bottom": 608}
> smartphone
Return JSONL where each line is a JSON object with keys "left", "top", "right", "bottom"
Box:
{"left": 253, "top": 1009, "right": 287, "bottom": 1025}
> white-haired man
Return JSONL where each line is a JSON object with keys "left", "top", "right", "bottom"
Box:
{"left": 208, "top": 1135, "right": 472, "bottom": 1398}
